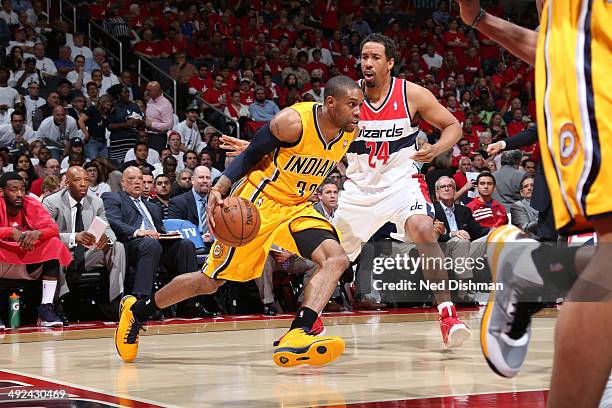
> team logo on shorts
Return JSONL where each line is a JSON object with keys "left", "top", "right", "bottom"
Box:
{"left": 256, "top": 197, "right": 263, "bottom": 207}
{"left": 212, "top": 243, "right": 225, "bottom": 259}
{"left": 559, "top": 122, "right": 580, "bottom": 166}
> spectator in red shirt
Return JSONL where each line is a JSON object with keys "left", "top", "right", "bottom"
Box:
{"left": 453, "top": 156, "right": 473, "bottom": 190}
{"left": 187, "top": 35, "right": 212, "bottom": 61}
{"left": 134, "top": 29, "right": 159, "bottom": 59}
{"left": 443, "top": 19, "right": 469, "bottom": 59}
{"left": 438, "top": 51, "right": 463, "bottom": 83}
{"left": 495, "top": 85, "right": 513, "bottom": 113}
{"left": 158, "top": 28, "right": 188, "bottom": 58}
{"left": 461, "top": 46, "right": 482, "bottom": 84}
{"left": 203, "top": 74, "right": 227, "bottom": 109}
{"left": 502, "top": 58, "right": 525, "bottom": 97}
{"left": 452, "top": 137, "right": 475, "bottom": 167}
{"left": 507, "top": 108, "right": 527, "bottom": 137}
{"left": 188, "top": 65, "right": 213, "bottom": 98}
{"left": 446, "top": 95, "right": 465, "bottom": 125}
{"left": 238, "top": 78, "right": 255, "bottom": 105}
{"left": 334, "top": 44, "right": 358, "bottom": 79}
{"left": 466, "top": 172, "right": 508, "bottom": 228}
{"left": 477, "top": 31, "right": 500, "bottom": 75}
{"left": 307, "top": 49, "right": 328, "bottom": 80}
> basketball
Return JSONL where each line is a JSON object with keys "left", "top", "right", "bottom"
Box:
{"left": 211, "top": 197, "right": 261, "bottom": 247}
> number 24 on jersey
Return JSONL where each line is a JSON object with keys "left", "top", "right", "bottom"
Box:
{"left": 366, "top": 141, "right": 389, "bottom": 168}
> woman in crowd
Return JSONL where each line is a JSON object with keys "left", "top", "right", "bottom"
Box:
{"left": 13, "top": 153, "right": 39, "bottom": 183}
{"left": 107, "top": 84, "right": 144, "bottom": 166}
{"left": 7, "top": 46, "right": 24, "bottom": 73}
{"left": 84, "top": 161, "right": 111, "bottom": 197}
{"left": 206, "top": 133, "right": 226, "bottom": 171}
{"left": 79, "top": 94, "right": 113, "bottom": 160}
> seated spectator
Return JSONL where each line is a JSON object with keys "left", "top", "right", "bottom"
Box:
{"left": 187, "top": 64, "right": 213, "bottom": 98}
{"left": 121, "top": 142, "right": 156, "bottom": 172}
{"left": 40, "top": 175, "right": 61, "bottom": 201}
{"left": 150, "top": 174, "right": 171, "bottom": 219}
{"left": 70, "top": 32, "right": 93, "bottom": 59}
{"left": 32, "top": 43, "right": 56, "bottom": 78}
{"left": 100, "top": 62, "right": 119, "bottom": 95}
{"left": 0, "top": 111, "right": 36, "bottom": 152}
{"left": 166, "top": 130, "right": 184, "bottom": 168}
{"left": 134, "top": 28, "right": 159, "bottom": 59}
{"left": 303, "top": 77, "right": 324, "bottom": 103}
{"left": 43, "top": 166, "right": 126, "bottom": 308}
{"left": 30, "top": 157, "right": 59, "bottom": 196}
{"left": 492, "top": 150, "right": 525, "bottom": 211}
{"left": 66, "top": 55, "right": 91, "bottom": 95}
{"left": 54, "top": 45, "right": 74, "bottom": 76}
{"left": 198, "top": 150, "right": 222, "bottom": 181}
{"left": 168, "top": 166, "right": 212, "bottom": 249}
{"left": 453, "top": 156, "right": 473, "bottom": 191}
{"left": 174, "top": 104, "right": 205, "bottom": 153}
{"left": 153, "top": 154, "right": 177, "bottom": 181}
{"left": 169, "top": 167, "right": 192, "bottom": 198}
{"left": 422, "top": 43, "right": 443, "bottom": 73}
{"left": 433, "top": 176, "right": 489, "bottom": 302}
{"left": 102, "top": 166, "right": 200, "bottom": 306}
{"left": 13, "top": 57, "right": 45, "bottom": 90}
{"left": 466, "top": 172, "right": 508, "bottom": 228}
{"left": 224, "top": 89, "right": 251, "bottom": 136}
{"left": 84, "top": 161, "right": 110, "bottom": 197}
{"left": 124, "top": 129, "right": 160, "bottom": 167}
{"left": 183, "top": 150, "right": 198, "bottom": 172}
{"left": 24, "top": 81, "right": 45, "bottom": 127}
{"left": 32, "top": 91, "right": 60, "bottom": 130}
{"left": 507, "top": 108, "right": 527, "bottom": 137}
{"left": 510, "top": 175, "right": 538, "bottom": 234}
{"left": 451, "top": 138, "right": 474, "bottom": 168}
{"left": 249, "top": 85, "right": 279, "bottom": 123}
{"left": 60, "top": 138, "right": 87, "bottom": 170}
{"left": 0, "top": 172, "right": 71, "bottom": 329}
{"left": 141, "top": 168, "right": 154, "bottom": 200}
{"left": 85, "top": 48, "right": 106, "bottom": 73}
{"left": 36, "top": 106, "right": 80, "bottom": 158}
{"left": 522, "top": 158, "right": 536, "bottom": 177}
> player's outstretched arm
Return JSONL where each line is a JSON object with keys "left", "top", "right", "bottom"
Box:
{"left": 454, "top": 0, "right": 538, "bottom": 65}
{"left": 409, "top": 83, "right": 461, "bottom": 163}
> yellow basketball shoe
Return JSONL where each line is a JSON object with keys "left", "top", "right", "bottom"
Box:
{"left": 115, "top": 295, "right": 145, "bottom": 362}
{"left": 273, "top": 328, "right": 345, "bottom": 367}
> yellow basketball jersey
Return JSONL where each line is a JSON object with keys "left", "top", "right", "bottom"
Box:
{"left": 246, "top": 102, "right": 356, "bottom": 206}
{"left": 536, "top": 0, "right": 612, "bottom": 233}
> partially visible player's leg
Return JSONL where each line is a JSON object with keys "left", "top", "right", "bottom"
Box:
{"left": 273, "top": 226, "right": 348, "bottom": 367}
{"left": 547, "top": 217, "right": 612, "bottom": 407}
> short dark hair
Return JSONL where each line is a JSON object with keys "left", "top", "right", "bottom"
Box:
{"left": 318, "top": 177, "right": 338, "bottom": 192}
{"left": 520, "top": 174, "right": 534, "bottom": 189}
{"left": 135, "top": 141, "right": 149, "bottom": 151}
{"left": 476, "top": 171, "right": 496, "bottom": 186}
{"left": 184, "top": 149, "right": 198, "bottom": 158}
{"left": 0, "top": 172, "right": 24, "bottom": 188}
{"left": 140, "top": 167, "right": 153, "bottom": 176}
{"left": 360, "top": 33, "right": 396, "bottom": 61}
{"left": 154, "top": 174, "right": 170, "bottom": 183}
{"left": 324, "top": 75, "right": 361, "bottom": 99}
{"left": 522, "top": 158, "right": 536, "bottom": 167}
{"left": 10, "top": 111, "right": 24, "bottom": 121}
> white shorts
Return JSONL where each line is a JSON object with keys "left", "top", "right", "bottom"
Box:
{"left": 333, "top": 175, "right": 434, "bottom": 261}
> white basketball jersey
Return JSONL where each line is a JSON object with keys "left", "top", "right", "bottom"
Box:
{"left": 346, "top": 77, "right": 420, "bottom": 189}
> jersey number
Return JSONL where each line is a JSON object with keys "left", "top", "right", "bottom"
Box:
{"left": 366, "top": 141, "right": 390, "bottom": 168}
{"left": 296, "top": 180, "right": 318, "bottom": 197}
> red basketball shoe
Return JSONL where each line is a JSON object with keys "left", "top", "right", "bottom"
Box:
{"left": 439, "top": 303, "right": 471, "bottom": 348}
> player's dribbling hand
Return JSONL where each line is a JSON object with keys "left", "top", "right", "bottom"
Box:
{"left": 411, "top": 142, "right": 437, "bottom": 163}
{"left": 206, "top": 188, "right": 224, "bottom": 230}
{"left": 219, "top": 135, "right": 249, "bottom": 157}
{"left": 454, "top": 0, "right": 482, "bottom": 26}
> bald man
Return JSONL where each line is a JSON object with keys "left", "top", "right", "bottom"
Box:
{"left": 37, "top": 105, "right": 80, "bottom": 159}
{"left": 43, "top": 166, "right": 126, "bottom": 307}
{"left": 145, "top": 81, "right": 174, "bottom": 153}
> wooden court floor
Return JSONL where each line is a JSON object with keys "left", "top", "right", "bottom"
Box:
{"left": 0, "top": 307, "right": 558, "bottom": 407}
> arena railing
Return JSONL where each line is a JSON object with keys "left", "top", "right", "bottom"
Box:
{"left": 58, "top": 0, "right": 77, "bottom": 33}
{"left": 194, "top": 95, "right": 240, "bottom": 139}
{"left": 137, "top": 55, "right": 178, "bottom": 112}
{"left": 88, "top": 20, "right": 124, "bottom": 73}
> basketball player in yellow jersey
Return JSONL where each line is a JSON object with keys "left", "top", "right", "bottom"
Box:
{"left": 455, "top": 0, "right": 612, "bottom": 406}
{"left": 114, "top": 75, "right": 364, "bottom": 367}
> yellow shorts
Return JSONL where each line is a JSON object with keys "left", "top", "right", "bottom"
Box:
{"left": 536, "top": 0, "right": 612, "bottom": 234}
{"left": 202, "top": 181, "right": 336, "bottom": 281}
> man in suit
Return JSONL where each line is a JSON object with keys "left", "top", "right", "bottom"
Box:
{"left": 102, "top": 166, "right": 199, "bottom": 303}
{"left": 433, "top": 176, "right": 490, "bottom": 302}
{"left": 43, "top": 166, "right": 126, "bottom": 306}
{"left": 167, "top": 166, "right": 213, "bottom": 247}
{"left": 510, "top": 175, "right": 538, "bottom": 235}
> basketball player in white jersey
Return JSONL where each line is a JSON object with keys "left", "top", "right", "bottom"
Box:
{"left": 333, "top": 33, "right": 470, "bottom": 347}
{"left": 219, "top": 34, "right": 470, "bottom": 348}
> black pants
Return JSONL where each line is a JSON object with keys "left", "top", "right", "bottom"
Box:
{"left": 125, "top": 237, "right": 197, "bottom": 296}
{"left": 27, "top": 260, "right": 59, "bottom": 278}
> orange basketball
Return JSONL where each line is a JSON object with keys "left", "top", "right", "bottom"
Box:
{"left": 211, "top": 197, "right": 261, "bottom": 247}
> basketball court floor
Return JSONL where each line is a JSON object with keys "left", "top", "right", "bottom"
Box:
{"left": 0, "top": 307, "right": 557, "bottom": 407}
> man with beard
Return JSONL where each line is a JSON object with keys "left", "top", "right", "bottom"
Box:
{"left": 150, "top": 174, "right": 171, "bottom": 219}
{"left": 0, "top": 172, "right": 72, "bottom": 329}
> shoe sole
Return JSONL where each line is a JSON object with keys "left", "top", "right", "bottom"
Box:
{"left": 36, "top": 320, "right": 63, "bottom": 328}
{"left": 446, "top": 323, "right": 471, "bottom": 348}
{"left": 480, "top": 225, "right": 521, "bottom": 378}
{"left": 273, "top": 337, "right": 345, "bottom": 367}
{"left": 115, "top": 295, "right": 138, "bottom": 363}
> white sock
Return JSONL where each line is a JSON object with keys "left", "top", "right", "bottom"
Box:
{"left": 41, "top": 280, "right": 57, "bottom": 305}
{"left": 437, "top": 301, "right": 454, "bottom": 316}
